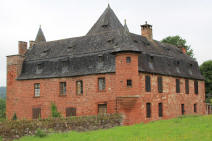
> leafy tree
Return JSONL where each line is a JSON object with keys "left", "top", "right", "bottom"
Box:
{"left": 161, "top": 35, "right": 194, "bottom": 58}
{"left": 200, "top": 60, "right": 212, "bottom": 100}
{"left": 51, "top": 103, "right": 61, "bottom": 118}
{"left": 0, "top": 98, "right": 5, "bottom": 119}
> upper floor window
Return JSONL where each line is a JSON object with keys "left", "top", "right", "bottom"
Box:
{"left": 34, "top": 83, "right": 40, "bottom": 97}
{"left": 145, "top": 75, "right": 151, "bottom": 92}
{"left": 194, "top": 80, "right": 198, "bottom": 94}
{"left": 76, "top": 80, "right": 83, "bottom": 95}
{"left": 185, "top": 79, "right": 189, "bottom": 94}
{"left": 126, "top": 57, "right": 131, "bottom": 63}
{"left": 98, "top": 78, "right": 105, "bottom": 91}
{"left": 176, "top": 79, "right": 180, "bottom": 93}
{"left": 127, "top": 79, "right": 132, "bottom": 87}
{"left": 158, "top": 76, "right": 163, "bottom": 93}
{"left": 60, "top": 82, "right": 66, "bottom": 95}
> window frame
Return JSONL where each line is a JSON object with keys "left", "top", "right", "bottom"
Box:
{"left": 158, "top": 103, "right": 163, "bottom": 117}
{"left": 76, "top": 80, "right": 83, "bottom": 95}
{"left": 194, "top": 80, "right": 198, "bottom": 94}
{"left": 185, "top": 79, "right": 189, "bottom": 94}
{"left": 176, "top": 79, "right": 180, "bottom": 93}
{"left": 181, "top": 104, "right": 185, "bottom": 115}
{"left": 34, "top": 83, "right": 40, "bottom": 97}
{"left": 146, "top": 103, "right": 151, "bottom": 118}
{"left": 32, "top": 108, "right": 41, "bottom": 119}
{"left": 66, "top": 107, "right": 76, "bottom": 117}
{"left": 98, "top": 77, "right": 106, "bottom": 91}
{"left": 98, "top": 104, "right": 107, "bottom": 115}
{"left": 145, "top": 75, "right": 151, "bottom": 92}
{"left": 194, "top": 104, "right": 197, "bottom": 113}
{"left": 126, "top": 57, "right": 131, "bottom": 63}
{"left": 158, "top": 76, "right": 163, "bottom": 93}
{"left": 59, "top": 82, "right": 66, "bottom": 96}
{"left": 127, "top": 79, "right": 132, "bottom": 87}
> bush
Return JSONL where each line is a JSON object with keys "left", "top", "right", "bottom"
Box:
{"left": 35, "top": 128, "right": 47, "bottom": 138}
{"left": 12, "top": 113, "right": 17, "bottom": 120}
{"left": 51, "top": 103, "right": 61, "bottom": 118}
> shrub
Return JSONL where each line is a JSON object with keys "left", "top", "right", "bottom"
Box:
{"left": 12, "top": 113, "right": 17, "bottom": 120}
{"left": 51, "top": 103, "right": 61, "bottom": 118}
{"left": 35, "top": 128, "right": 47, "bottom": 138}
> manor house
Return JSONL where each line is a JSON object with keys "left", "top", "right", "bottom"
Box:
{"left": 6, "top": 5, "right": 205, "bottom": 125}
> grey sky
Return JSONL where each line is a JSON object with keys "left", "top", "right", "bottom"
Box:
{"left": 0, "top": 0, "right": 211, "bottom": 86}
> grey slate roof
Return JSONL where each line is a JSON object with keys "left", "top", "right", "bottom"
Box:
{"left": 35, "top": 26, "right": 46, "bottom": 42}
{"left": 17, "top": 6, "right": 204, "bottom": 80}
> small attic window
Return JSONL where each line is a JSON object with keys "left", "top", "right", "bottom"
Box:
{"left": 133, "top": 40, "right": 138, "bottom": 43}
{"left": 37, "top": 63, "right": 43, "bottom": 70}
{"left": 98, "top": 55, "right": 104, "bottom": 62}
{"left": 102, "top": 24, "right": 108, "bottom": 28}
{"left": 176, "top": 61, "right": 180, "bottom": 65}
{"left": 107, "top": 38, "right": 114, "bottom": 44}
{"left": 150, "top": 56, "right": 154, "bottom": 61}
{"left": 190, "top": 63, "right": 193, "bottom": 67}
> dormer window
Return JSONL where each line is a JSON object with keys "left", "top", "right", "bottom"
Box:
{"left": 36, "top": 63, "right": 44, "bottom": 74}
{"left": 98, "top": 55, "right": 104, "bottom": 62}
{"left": 40, "top": 48, "right": 50, "bottom": 57}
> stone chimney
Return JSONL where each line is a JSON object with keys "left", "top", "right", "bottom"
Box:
{"left": 18, "top": 41, "right": 27, "bottom": 56}
{"left": 141, "top": 21, "right": 153, "bottom": 40}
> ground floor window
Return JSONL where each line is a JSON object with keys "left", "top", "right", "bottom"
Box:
{"left": 181, "top": 104, "right": 185, "bottom": 115}
{"left": 98, "top": 104, "right": 107, "bottom": 114}
{"left": 146, "top": 103, "right": 151, "bottom": 118}
{"left": 194, "top": 104, "right": 197, "bottom": 113}
{"left": 66, "top": 107, "right": 76, "bottom": 117}
{"left": 32, "top": 108, "right": 41, "bottom": 119}
{"left": 158, "top": 103, "right": 163, "bottom": 117}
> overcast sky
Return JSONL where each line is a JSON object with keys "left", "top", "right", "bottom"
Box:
{"left": 0, "top": 0, "right": 211, "bottom": 86}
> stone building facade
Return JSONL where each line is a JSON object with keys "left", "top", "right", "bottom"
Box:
{"left": 6, "top": 5, "right": 206, "bottom": 125}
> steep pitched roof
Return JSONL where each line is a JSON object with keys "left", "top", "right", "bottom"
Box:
{"left": 87, "top": 4, "right": 124, "bottom": 35}
{"left": 35, "top": 26, "right": 46, "bottom": 42}
{"left": 18, "top": 5, "right": 203, "bottom": 80}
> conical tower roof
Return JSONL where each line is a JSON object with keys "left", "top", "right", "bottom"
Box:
{"left": 35, "top": 26, "right": 46, "bottom": 42}
{"left": 87, "top": 5, "right": 124, "bottom": 35}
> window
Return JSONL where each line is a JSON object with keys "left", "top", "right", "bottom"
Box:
{"left": 98, "top": 78, "right": 105, "bottom": 91}
{"left": 98, "top": 55, "right": 103, "bottom": 62}
{"left": 34, "top": 83, "right": 40, "bottom": 97}
{"left": 158, "top": 76, "right": 163, "bottom": 93}
{"left": 98, "top": 104, "right": 107, "bottom": 114}
{"left": 60, "top": 82, "right": 66, "bottom": 95}
{"left": 194, "top": 80, "right": 198, "bottom": 94}
{"left": 32, "top": 108, "right": 41, "bottom": 119}
{"left": 185, "top": 79, "right": 189, "bottom": 94}
{"left": 37, "top": 63, "right": 43, "bottom": 70}
{"left": 181, "top": 104, "right": 185, "bottom": 115}
{"left": 176, "top": 79, "right": 180, "bottom": 93}
{"left": 127, "top": 79, "right": 132, "bottom": 87}
{"left": 145, "top": 76, "right": 151, "bottom": 92}
{"left": 146, "top": 103, "right": 151, "bottom": 118}
{"left": 76, "top": 80, "right": 83, "bottom": 95}
{"left": 126, "top": 57, "right": 131, "bottom": 63}
{"left": 158, "top": 103, "right": 163, "bottom": 117}
{"left": 194, "top": 104, "right": 197, "bottom": 113}
{"left": 66, "top": 107, "right": 76, "bottom": 117}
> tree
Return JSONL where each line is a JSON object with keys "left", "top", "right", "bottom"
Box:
{"left": 200, "top": 60, "right": 212, "bottom": 99}
{"left": 161, "top": 35, "right": 194, "bottom": 58}
{"left": 0, "top": 98, "right": 5, "bottom": 119}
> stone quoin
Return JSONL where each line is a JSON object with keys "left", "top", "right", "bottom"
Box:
{"left": 6, "top": 5, "right": 206, "bottom": 125}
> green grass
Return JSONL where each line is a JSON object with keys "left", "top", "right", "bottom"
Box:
{"left": 16, "top": 115, "right": 212, "bottom": 141}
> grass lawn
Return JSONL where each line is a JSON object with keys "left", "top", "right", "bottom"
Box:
{"left": 16, "top": 115, "right": 212, "bottom": 141}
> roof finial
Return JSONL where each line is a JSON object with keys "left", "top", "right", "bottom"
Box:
{"left": 145, "top": 21, "right": 147, "bottom": 24}
{"left": 108, "top": 3, "right": 110, "bottom": 8}
{"left": 124, "top": 19, "right": 129, "bottom": 33}
{"left": 39, "top": 24, "right": 41, "bottom": 28}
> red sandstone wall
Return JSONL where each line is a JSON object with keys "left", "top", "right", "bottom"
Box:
{"left": 6, "top": 52, "right": 206, "bottom": 125}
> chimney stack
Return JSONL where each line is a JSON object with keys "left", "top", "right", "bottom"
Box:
{"left": 141, "top": 21, "right": 153, "bottom": 40}
{"left": 18, "top": 41, "right": 27, "bottom": 56}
